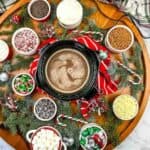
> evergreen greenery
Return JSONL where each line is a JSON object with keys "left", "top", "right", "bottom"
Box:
{"left": 108, "top": 42, "right": 144, "bottom": 98}
{"left": 0, "top": 55, "right": 34, "bottom": 73}
{"left": 2, "top": 96, "right": 121, "bottom": 149}
{"left": 0, "top": 2, "right": 145, "bottom": 148}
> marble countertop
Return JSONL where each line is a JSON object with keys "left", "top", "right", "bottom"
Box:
{"left": 116, "top": 39, "right": 150, "bottom": 150}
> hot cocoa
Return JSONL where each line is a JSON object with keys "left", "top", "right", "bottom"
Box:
{"left": 45, "top": 49, "right": 90, "bottom": 93}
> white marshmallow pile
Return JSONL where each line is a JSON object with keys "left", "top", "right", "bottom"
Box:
{"left": 32, "top": 129, "right": 61, "bottom": 150}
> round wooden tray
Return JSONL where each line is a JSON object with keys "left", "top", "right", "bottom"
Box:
{"left": 0, "top": 0, "right": 150, "bottom": 150}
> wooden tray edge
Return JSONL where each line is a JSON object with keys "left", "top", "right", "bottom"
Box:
{"left": 0, "top": 0, "right": 150, "bottom": 149}
{"left": 119, "top": 18, "right": 150, "bottom": 141}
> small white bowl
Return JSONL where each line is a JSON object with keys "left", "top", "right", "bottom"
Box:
{"left": 12, "top": 73, "right": 35, "bottom": 96}
{"left": 79, "top": 123, "right": 107, "bottom": 150}
{"left": 26, "top": 126, "right": 67, "bottom": 150}
{"left": 34, "top": 97, "right": 57, "bottom": 121}
{"left": 113, "top": 94, "right": 139, "bottom": 120}
{"left": 27, "top": 0, "right": 51, "bottom": 21}
{"left": 0, "top": 40, "right": 9, "bottom": 62}
{"left": 59, "top": 18, "right": 82, "bottom": 29}
{"left": 56, "top": 0, "right": 83, "bottom": 29}
{"left": 12, "top": 27, "right": 39, "bottom": 56}
{"left": 105, "top": 25, "right": 134, "bottom": 53}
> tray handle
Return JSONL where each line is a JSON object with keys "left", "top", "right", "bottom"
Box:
{"left": 26, "top": 129, "right": 36, "bottom": 143}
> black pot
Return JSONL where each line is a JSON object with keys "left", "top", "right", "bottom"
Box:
{"left": 36, "top": 40, "right": 99, "bottom": 101}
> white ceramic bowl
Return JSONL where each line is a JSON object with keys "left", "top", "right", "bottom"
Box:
{"left": 26, "top": 126, "right": 67, "bottom": 150}
{"left": 79, "top": 123, "right": 107, "bottom": 150}
{"left": 27, "top": 0, "right": 51, "bottom": 21}
{"left": 0, "top": 40, "right": 9, "bottom": 62}
{"left": 105, "top": 25, "right": 134, "bottom": 53}
{"left": 59, "top": 18, "right": 82, "bottom": 29}
{"left": 12, "top": 73, "right": 35, "bottom": 96}
{"left": 56, "top": 0, "right": 83, "bottom": 29}
{"left": 113, "top": 94, "right": 139, "bottom": 120}
{"left": 33, "top": 97, "right": 57, "bottom": 121}
{"left": 12, "top": 27, "right": 39, "bottom": 55}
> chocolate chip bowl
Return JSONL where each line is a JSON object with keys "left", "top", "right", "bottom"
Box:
{"left": 36, "top": 40, "right": 100, "bottom": 101}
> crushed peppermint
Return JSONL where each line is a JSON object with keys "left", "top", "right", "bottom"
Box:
{"left": 12, "top": 28, "right": 39, "bottom": 55}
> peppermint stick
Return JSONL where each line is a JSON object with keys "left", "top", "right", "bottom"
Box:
{"left": 72, "top": 30, "right": 104, "bottom": 42}
{"left": 57, "top": 114, "right": 88, "bottom": 127}
{"left": 117, "top": 60, "right": 142, "bottom": 85}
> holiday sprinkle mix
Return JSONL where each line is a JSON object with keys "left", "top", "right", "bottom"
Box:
{"left": 13, "top": 74, "right": 35, "bottom": 96}
{"left": 34, "top": 98, "right": 57, "bottom": 121}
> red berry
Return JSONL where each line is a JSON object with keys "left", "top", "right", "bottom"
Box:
{"left": 11, "top": 15, "right": 21, "bottom": 24}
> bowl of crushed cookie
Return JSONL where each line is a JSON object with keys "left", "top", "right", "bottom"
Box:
{"left": 105, "top": 25, "right": 134, "bottom": 53}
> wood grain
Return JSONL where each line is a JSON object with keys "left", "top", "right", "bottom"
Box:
{"left": 94, "top": 0, "right": 150, "bottom": 145}
{"left": 0, "top": 0, "right": 150, "bottom": 150}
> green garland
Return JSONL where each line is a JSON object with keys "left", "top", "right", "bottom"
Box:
{"left": 108, "top": 42, "right": 144, "bottom": 99}
{"left": 2, "top": 97, "right": 81, "bottom": 149}
{"left": 1, "top": 5, "right": 33, "bottom": 45}
{"left": 0, "top": 1, "right": 145, "bottom": 149}
{"left": 2, "top": 96, "right": 121, "bottom": 149}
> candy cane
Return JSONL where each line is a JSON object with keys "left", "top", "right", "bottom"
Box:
{"left": 56, "top": 114, "right": 88, "bottom": 127}
{"left": 72, "top": 30, "right": 104, "bottom": 42}
{"left": 117, "top": 61, "right": 142, "bottom": 85}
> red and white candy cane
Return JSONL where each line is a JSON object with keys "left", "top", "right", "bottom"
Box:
{"left": 72, "top": 30, "right": 104, "bottom": 43}
{"left": 56, "top": 114, "right": 88, "bottom": 127}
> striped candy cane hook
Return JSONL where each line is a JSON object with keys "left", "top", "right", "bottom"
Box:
{"left": 57, "top": 114, "right": 88, "bottom": 127}
{"left": 117, "top": 61, "right": 142, "bottom": 85}
{"left": 72, "top": 30, "right": 104, "bottom": 43}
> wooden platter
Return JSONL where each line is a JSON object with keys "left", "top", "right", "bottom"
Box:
{"left": 0, "top": 0, "right": 150, "bottom": 150}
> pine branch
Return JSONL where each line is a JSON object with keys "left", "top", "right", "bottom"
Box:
{"left": 1, "top": 61, "right": 12, "bottom": 72}
{"left": 130, "top": 83, "right": 144, "bottom": 99}
{"left": 0, "top": 31, "right": 14, "bottom": 35}
{"left": 59, "top": 29, "right": 68, "bottom": 40}
{"left": 2, "top": 17, "right": 10, "bottom": 26}
{"left": 82, "top": 5, "right": 97, "bottom": 19}
{"left": 122, "top": 53, "right": 129, "bottom": 67}
{"left": 47, "top": 2, "right": 56, "bottom": 24}
{"left": 102, "top": 103, "right": 122, "bottom": 146}
{"left": 12, "top": 55, "right": 34, "bottom": 71}
{"left": 19, "top": 5, "right": 33, "bottom": 28}
{"left": 131, "top": 42, "right": 144, "bottom": 75}
{"left": 0, "top": 90, "right": 4, "bottom": 97}
{"left": 3, "top": 112, "right": 18, "bottom": 134}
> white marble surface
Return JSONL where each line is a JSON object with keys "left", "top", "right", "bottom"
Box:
{"left": 115, "top": 39, "right": 150, "bottom": 150}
